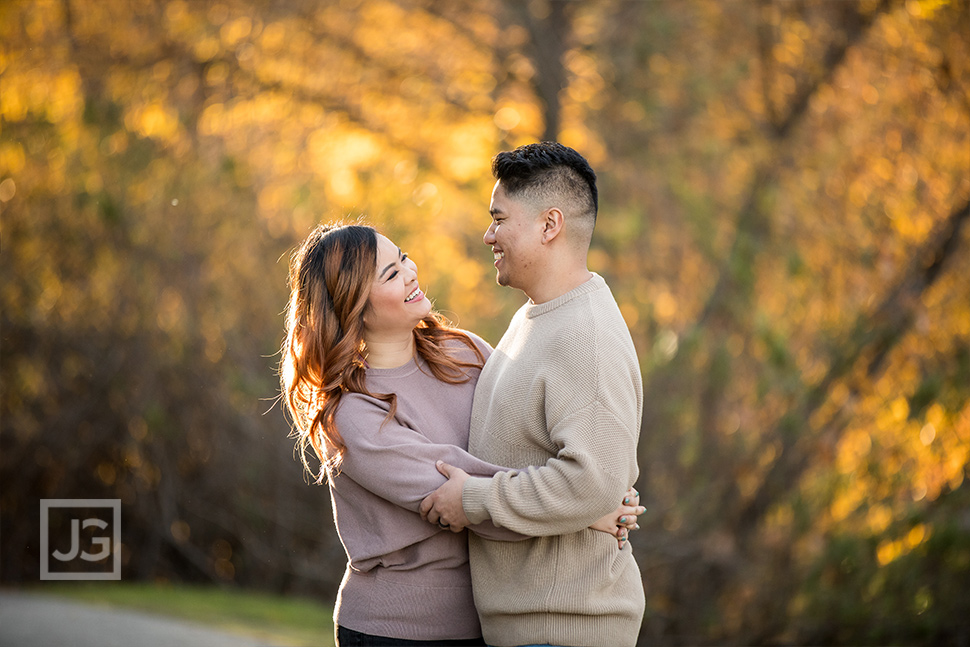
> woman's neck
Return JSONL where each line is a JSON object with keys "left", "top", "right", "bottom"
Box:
{"left": 363, "top": 332, "right": 416, "bottom": 369}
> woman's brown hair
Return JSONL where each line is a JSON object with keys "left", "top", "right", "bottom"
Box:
{"left": 280, "top": 223, "right": 485, "bottom": 483}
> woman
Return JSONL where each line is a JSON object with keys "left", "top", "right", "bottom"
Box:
{"left": 280, "top": 223, "right": 641, "bottom": 646}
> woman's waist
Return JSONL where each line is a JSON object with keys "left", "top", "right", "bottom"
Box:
{"left": 348, "top": 530, "right": 471, "bottom": 581}
{"left": 336, "top": 562, "right": 481, "bottom": 640}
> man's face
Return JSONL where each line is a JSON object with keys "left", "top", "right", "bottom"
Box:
{"left": 484, "top": 180, "right": 544, "bottom": 293}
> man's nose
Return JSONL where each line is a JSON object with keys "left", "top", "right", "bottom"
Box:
{"left": 483, "top": 223, "right": 496, "bottom": 245}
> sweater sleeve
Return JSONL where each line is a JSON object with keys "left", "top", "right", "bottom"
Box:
{"left": 336, "top": 393, "right": 516, "bottom": 513}
{"left": 335, "top": 395, "right": 526, "bottom": 542}
{"left": 462, "top": 401, "right": 638, "bottom": 536}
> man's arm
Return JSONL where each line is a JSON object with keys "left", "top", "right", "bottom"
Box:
{"left": 421, "top": 462, "right": 643, "bottom": 548}
{"left": 422, "top": 402, "right": 639, "bottom": 536}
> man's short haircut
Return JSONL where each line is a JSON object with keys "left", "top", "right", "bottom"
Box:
{"left": 491, "top": 142, "right": 598, "bottom": 225}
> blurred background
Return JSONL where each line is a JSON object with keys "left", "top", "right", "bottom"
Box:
{"left": 1, "top": 0, "right": 969, "bottom": 644}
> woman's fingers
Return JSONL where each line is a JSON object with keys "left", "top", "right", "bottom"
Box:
{"left": 622, "top": 487, "right": 640, "bottom": 506}
{"left": 617, "top": 505, "right": 645, "bottom": 529}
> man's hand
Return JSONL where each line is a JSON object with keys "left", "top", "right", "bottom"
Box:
{"left": 419, "top": 461, "right": 471, "bottom": 532}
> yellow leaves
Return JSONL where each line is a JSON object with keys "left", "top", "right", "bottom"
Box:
{"left": 440, "top": 119, "right": 495, "bottom": 184}
{"left": 126, "top": 103, "right": 181, "bottom": 143}
{"left": 654, "top": 291, "right": 679, "bottom": 324}
{"left": 837, "top": 430, "right": 872, "bottom": 476}
{"left": 0, "top": 140, "right": 26, "bottom": 177}
{"left": 311, "top": 128, "right": 381, "bottom": 172}
{"left": 830, "top": 492, "right": 859, "bottom": 524}
{"left": 220, "top": 16, "right": 253, "bottom": 47}
{"left": 906, "top": 0, "right": 951, "bottom": 19}
{"left": 194, "top": 36, "right": 222, "bottom": 62}
{"left": 565, "top": 50, "right": 606, "bottom": 109}
{"left": 867, "top": 504, "right": 893, "bottom": 534}
{"left": 304, "top": 127, "right": 383, "bottom": 206}
{"left": 1, "top": 66, "right": 82, "bottom": 125}
{"left": 198, "top": 102, "right": 226, "bottom": 136}
{"left": 877, "top": 523, "right": 931, "bottom": 566}
{"left": 876, "top": 537, "right": 904, "bottom": 566}
{"left": 891, "top": 397, "right": 910, "bottom": 423}
{"left": 495, "top": 101, "right": 543, "bottom": 143}
{"left": 772, "top": 25, "right": 807, "bottom": 67}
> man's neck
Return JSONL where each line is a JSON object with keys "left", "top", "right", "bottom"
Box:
{"left": 363, "top": 333, "right": 416, "bottom": 369}
{"left": 525, "top": 267, "right": 593, "bottom": 305}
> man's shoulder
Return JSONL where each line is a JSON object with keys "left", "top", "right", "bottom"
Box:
{"left": 555, "top": 285, "right": 633, "bottom": 344}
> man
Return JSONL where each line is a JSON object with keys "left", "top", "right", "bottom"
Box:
{"left": 420, "top": 142, "right": 645, "bottom": 647}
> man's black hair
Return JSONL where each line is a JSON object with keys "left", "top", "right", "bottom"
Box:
{"left": 491, "top": 142, "right": 598, "bottom": 221}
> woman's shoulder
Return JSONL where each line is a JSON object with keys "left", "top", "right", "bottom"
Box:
{"left": 446, "top": 328, "right": 493, "bottom": 360}
{"left": 460, "top": 329, "right": 493, "bottom": 351}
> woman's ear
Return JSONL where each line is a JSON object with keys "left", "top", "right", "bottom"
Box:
{"left": 540, "top": 207, "right": 565, "bottom": 244}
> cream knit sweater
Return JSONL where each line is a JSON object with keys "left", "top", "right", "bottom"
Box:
{"left": 462, "top": 273, "right": 645, "bottom": 647}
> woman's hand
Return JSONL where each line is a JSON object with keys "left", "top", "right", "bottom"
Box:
{"left": 590, "top": 487, "right": 643, "bottom": 549}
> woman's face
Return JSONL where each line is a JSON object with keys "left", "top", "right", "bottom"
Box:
{"left": 363, "top": 234, "right": 432, "bottom": 338}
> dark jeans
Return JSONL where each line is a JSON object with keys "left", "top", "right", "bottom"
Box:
{"left": 336, "top": 625, "right": 486, "bottom": 647}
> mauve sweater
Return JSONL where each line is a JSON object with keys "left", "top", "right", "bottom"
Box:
{"left": 462, "top": 273, "right": 645, "bottom": 647}
{"left": 329, "top": 333, "right": 519, "bottom": 641}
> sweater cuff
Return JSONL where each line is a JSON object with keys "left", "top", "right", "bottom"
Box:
{"left": 462, "top": 477, "right": 491, "bottom": 525}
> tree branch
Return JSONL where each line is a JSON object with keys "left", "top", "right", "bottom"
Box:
{"left": 736, "top": 198, "right": 970, "bottom": 537}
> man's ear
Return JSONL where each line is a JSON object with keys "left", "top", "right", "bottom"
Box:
{"left": 540, "top": 207, "right": 565, "bottom": 244}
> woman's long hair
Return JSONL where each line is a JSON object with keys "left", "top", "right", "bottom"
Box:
{"left": 280, "top": 223, "right": 485, "bottom": 484}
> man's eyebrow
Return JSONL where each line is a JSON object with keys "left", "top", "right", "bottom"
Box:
{"left": 379, "top": 248, "right": 403, "bottom": 279}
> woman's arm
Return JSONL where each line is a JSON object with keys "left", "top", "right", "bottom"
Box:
{"left": 335, "top": 393, "right": 515, "bottom": 511}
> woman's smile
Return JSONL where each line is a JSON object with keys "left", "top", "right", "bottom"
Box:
{"left": 405, "top": 287, "right": 425, "bottom": 303}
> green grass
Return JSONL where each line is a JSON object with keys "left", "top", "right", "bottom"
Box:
{"left": 26, "top": 582, "right": 335, "bottom": 647}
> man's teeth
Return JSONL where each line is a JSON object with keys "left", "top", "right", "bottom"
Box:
{"left": 494, "top": 251, "right": 504, "bottom": 260}
{"left": 405, "top": 288, "right": 421, "bottom": 302}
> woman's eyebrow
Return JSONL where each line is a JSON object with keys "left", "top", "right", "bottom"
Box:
{"left": 379, "top": 248, "right": 403, "bottom": 280}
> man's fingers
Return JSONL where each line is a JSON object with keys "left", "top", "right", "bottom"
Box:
{"left": 435, "top": 460, "right": 453, "bottom": 477}
{"left": 419, "top": 495, "right": 433, "bottom": 521}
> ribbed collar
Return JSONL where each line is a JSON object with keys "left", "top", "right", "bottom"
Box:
{"left": 524, "top": 273, "right": 604, "bottom": 319}
{"left": 364, "top": 353, "right": 424, "bottom": 378}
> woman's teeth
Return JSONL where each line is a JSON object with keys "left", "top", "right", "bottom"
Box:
{"left": 405, "top": 288, "right": 422, "bottom": 302}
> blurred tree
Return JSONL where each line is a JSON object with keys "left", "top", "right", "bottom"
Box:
{"left": 574, "top": 0, "right": 970, "bottom": 643}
